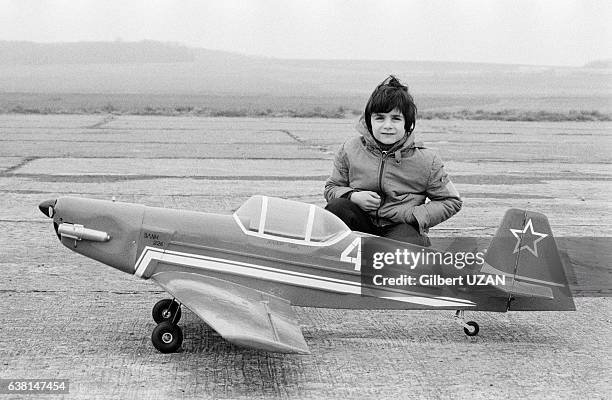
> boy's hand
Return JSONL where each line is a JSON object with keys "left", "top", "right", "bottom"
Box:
{"left": 350, "top": 191, "right": 381, "bottom": 211}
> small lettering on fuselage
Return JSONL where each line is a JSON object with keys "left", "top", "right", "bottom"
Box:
{"left": 144, "top": 232, "right": 159, "bottom": 240}
{"left": 144, "top": 232, "right": 164, "bottom": 247}
{"left": 264, "top": 239, "right": 299, "bottom": 249}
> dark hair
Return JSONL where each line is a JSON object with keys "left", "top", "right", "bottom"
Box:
{"left": 364, "top": 75, "right": 417, "bottom": 134}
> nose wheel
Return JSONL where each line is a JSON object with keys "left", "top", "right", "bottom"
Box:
{"left": 455, "top": 310, "right": 479, "bottom": 337}
{"left": 151, "top": 299, "right": 183, "bottom": 353}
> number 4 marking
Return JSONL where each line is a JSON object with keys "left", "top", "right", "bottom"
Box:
{"left": 341, "top": 238, "right": 362, "bottom": 271}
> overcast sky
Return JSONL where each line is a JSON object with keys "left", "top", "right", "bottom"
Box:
{"left": 2, "top": 0, "right": 611, "bottom": 66}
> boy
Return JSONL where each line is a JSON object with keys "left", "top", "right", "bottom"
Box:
{"left": 324, "top": 75, "right": 462, "bottom": 246}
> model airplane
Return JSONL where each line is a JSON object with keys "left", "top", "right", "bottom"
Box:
{"left": 38, "top": 195, "right": 574, "bottom": 354}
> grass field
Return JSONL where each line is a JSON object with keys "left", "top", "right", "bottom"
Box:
{"left": 1, "top": 92, "right": 611, "bottom": 121}
{"left": 0, "top": 115, "right": 610, "bottom": 399}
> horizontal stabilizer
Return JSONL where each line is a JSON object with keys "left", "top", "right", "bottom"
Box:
{"left": 480, "top": 262, "right": 554, "bottom": 299}
{"left": 508, "top": 279, "right": 554, "bottom": 299}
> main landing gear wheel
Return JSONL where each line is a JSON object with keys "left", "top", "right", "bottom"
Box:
{"left": 463, "top": 321, "right": 480, "bottom": 336}
{"left": 151, "top": 321, "right": 183, "bottom": 353}
{"left": 152, "top": 299, "right": 182, "bottom": 324}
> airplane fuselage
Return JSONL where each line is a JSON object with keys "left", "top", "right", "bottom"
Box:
{"left": 49, "top": 197, "right": 509, "bottom": 312}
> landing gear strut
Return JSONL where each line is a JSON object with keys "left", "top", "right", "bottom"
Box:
{"left": 455, "top": 310, "right": 479, "bottom": 336}
{"left": 151, "top": 298, "right": 183, "bottom": 353}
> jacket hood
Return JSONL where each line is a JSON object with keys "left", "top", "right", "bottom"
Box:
{"left": 355, "top": 115, "right": 415, "bottom": 159}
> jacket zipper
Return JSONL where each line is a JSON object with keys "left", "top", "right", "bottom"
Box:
{"left": 375, "top": 151, "right": 388, "bottom": 224}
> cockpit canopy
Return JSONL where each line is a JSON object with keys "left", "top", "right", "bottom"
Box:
{"left": 233, "top": 195, "right": 350, "bottom": 244}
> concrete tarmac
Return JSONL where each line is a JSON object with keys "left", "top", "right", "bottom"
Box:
{"left": 0, "top": 115, "right": 610, "bottom": 399}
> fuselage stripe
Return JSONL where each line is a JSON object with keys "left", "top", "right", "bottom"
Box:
{"left": 481, "top": 262, "right": 565, "bottom": 287}
{"left": 381, "top": 296, "right": 474, "bottom": 307}
{"left": 134, "top": 246, "right": 475, "bottom": 307}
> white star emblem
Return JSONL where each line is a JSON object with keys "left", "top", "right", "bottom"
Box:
{"left": 509, "top": 218, "right": 548, "bottom": 257}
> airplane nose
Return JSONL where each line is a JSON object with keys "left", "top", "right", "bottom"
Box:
{"left": 39, "top": 199, "right": 57, "bottom": 218}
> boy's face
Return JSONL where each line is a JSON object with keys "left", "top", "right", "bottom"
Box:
{"left": 370, "top": 108, "right": 406, "bottom": 145}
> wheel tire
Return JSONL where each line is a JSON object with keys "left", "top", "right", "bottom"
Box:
{"left": 152, "top": 299, "right": 182, "bottom": 324}
{"left": 464, "top": 321, "right": 479, "bottom": 336}
{"left": 151, "top": 321, "right": 183, "bottom": 353}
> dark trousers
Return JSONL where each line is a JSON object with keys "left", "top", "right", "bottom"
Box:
{"left": 325, "top": 198, "right": 431, "bottom": 247}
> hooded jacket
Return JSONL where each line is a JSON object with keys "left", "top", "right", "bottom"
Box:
{"left": 324, "top": 118, "right": 462, "bottom": 233}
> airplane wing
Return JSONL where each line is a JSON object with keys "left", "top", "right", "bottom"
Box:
{"left": 150, "top": 271, "right": 310, "bottom": 354}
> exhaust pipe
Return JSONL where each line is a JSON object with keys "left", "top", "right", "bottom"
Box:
{"left": 58, "top": 223, "right": 111, "bottom": 242}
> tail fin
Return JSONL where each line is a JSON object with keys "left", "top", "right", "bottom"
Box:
{"left": 482, "top": 209, "right": 575, "bottom": 311}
